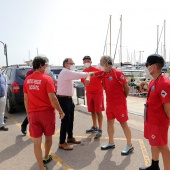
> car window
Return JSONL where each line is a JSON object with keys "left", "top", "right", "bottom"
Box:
{"left": 18, "top": 68, "right": 31, "bottom": 80}
{"left": 6, "top": 69, "right": 12, "bottom": 79}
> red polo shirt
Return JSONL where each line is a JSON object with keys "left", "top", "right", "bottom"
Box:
{"left": 95, "top": 68, "right": 127, "bottom": 106}
{"left": 146, "top": 75, "right": 170, "bottom": 126}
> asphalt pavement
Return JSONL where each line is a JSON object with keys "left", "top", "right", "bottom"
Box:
{"left": 0, "top": 95, "right": 168, "bottom": 170}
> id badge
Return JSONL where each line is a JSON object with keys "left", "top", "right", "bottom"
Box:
{"left": 144, "top": 104, "right": 148, "bottom": 121}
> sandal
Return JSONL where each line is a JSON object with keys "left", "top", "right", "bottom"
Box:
{"left": 43, "top": 155, "right": 52, "bottom": 164}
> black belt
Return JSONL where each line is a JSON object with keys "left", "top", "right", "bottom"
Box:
{"left": 56, "top": 95, "right": 72, "bottom": 98}
{"left": 0, "top": 96, "right": 4, "bottom": 98}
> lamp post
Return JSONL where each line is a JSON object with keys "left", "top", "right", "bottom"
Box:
{"left": 0, "top": 41, "right": 8, "bottom": 67}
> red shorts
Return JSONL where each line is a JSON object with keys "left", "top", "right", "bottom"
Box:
{"left": 144, "top": 121, "right": 168, "bottom": 146}
{"left": 86, "top": 92, "right": 104, "bottom": 112}
{"left": 106, "top": 103, "right": 128, "bottom": 122}
{"left": 29, "top": 109, "right": 56, "bottom": 138}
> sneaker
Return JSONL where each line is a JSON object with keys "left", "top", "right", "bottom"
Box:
{"left": 0, "top": 126, "right": 8, "bottom": 131}
{"left": 86, "top": 126, "right": 99, "bottom": 133}
{"left": 101, "top": 143, "right": 115, "bottom": 150}
{"left": 21, "top": 124, "right": 27, "bottom": 135}
{"left": 94, "top": 130, "right": 102, "bottom": 139}
{"left": 43, "top": 155, "right": 52, "bottom": 164}
{"left": 121, "top": 145, "right": 134, "bottom": 155}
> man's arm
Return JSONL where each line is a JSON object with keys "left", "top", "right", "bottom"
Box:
{"left": 24, "top": 93, "right": 29, "bottom": 121}
{"left": 163, "top": 102, "right": 170, "bottom": 119}
{"left": 122, "top": 83, "right": 130, "bottom": 97}
{"left": 84, "top": 72, "right": 94, "bottom": 86}
{"left": 48, "top": 93, "right": 65, "bottom": 119}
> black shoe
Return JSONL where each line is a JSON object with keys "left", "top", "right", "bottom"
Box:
{"left": 4, "top": 116, "right": 8, "bottom": 119}
{"left": 0, "top": 126, "right": 8, "bottom": 131}
{"left": 43, "top": 155, "right": 52, "bottom": 164}
{"left": 139, "top": 166, "right": 160, "bottom": 170}
{"left": 21, "top": 124, "right": 27, "bottom": 135}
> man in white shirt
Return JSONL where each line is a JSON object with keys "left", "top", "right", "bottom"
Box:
{"left": 57, "top": 58, "right": 90, "bottom": 150}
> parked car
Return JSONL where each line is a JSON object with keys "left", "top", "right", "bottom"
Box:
{"left": 50, "top": 68, "right": 62, "bottom": 79}
{"left": 3, "top": 66, "right": 57, "bottom": 113}
{"left": 3, "top": 66, "right": 32, "bottom": 113}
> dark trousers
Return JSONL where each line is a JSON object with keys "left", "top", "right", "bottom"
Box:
{"left": 22, "top": 116, "right": 29, "bottom": 127}
{"left": 57, "top": 97, "right": 75, "bottom": 144}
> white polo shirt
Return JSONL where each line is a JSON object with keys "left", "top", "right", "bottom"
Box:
{"left": 57, "top": 68, "right": 88, "bottom": 96}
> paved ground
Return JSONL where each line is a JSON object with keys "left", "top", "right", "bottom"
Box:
{"left": 0, "top": 95, "right": 168, "bottom": 170}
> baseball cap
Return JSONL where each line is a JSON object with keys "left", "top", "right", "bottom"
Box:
{"left": 83, "top": 56, "right": 91, "bottom": 60}
{"left": 145, "top": 54, "right": 164, "bottom": 67}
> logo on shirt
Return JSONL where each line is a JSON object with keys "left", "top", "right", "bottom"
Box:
{"left": 161, "top": 90, "right": 167, "bottom": 98}
{"left": 151, "top": 134, "right": 156, "bottom": 143}
{"left": 121, "top": 114, "right": 125, "bottom": 118}
{"left": 109, "top": 76, "right": 113, "bottom": 81}
{"left": 151, "top": 85, "right": 155, "bottom": 91}
{"left": 27, "top": 79, "right": 42, "bottom": 90}
{"left": 151, "top": 134, "right": 155, "bottom": 139}
{"left": 120, "top": 75, "right": 124, "bottom": 79}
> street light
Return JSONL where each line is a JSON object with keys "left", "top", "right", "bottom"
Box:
{"left": 0, "top": 41, "right": 8, "bottom": 67}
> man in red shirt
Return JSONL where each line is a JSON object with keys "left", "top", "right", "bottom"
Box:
{"left": 81, "top": 56, "right": 104, "bottom": 138}
{"left": 24, "top": 56, "right": 65, "bottom": 170}
{"left": 139, "top": 54, "right": 170, "bottom": 170}
{"left": 89, "top": 55, "right": 133, "bottom": 155}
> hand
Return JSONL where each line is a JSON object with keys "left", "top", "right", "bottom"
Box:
{"left": 59, "top": 112, "right": 65, "bottom": 119}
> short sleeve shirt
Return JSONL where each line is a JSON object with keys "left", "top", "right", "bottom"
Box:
{"left": 147, "top": 75, "right": 170, "bottom": 126}
{"left": 24, "top": 72, "right": 55, "bottom": 112}
{"left": 95, "top": 68, "right": 127, "bottom": 106}
{"left": 81, "top": 66, "right": 103, "bottom": 93}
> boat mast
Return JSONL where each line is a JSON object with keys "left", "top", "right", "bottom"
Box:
{"left": 164, "top": 20, "right": 166, "bottom": 61}
{"left": 156, "top": 25, "right": 159, "bottom": 54}
{"left": 110, "top": 15, "right": 112, "bottom": 57}
{"left": 120, "top": 15, "right": 122, "bottom": 64}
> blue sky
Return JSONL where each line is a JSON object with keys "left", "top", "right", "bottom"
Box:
{"left": 0, "top": 0, "right": 170, "bottom": 67}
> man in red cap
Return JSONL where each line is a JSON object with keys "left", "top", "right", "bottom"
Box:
{"left": 81, "top": 56, "right": 104, "bottom": 138}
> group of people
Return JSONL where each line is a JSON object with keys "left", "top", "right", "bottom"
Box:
{"left": 1, "top": 53, "right": 170, "bottom": 170}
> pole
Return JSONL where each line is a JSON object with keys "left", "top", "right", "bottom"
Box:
{"left": 0, "top": 41, "right": 8, "bottom": 67}
{"left": 4, "top": 44, "right": 8, "bottom": 67}
{"left": 156, "top": 25, "right": 159, "bottom": 54}
{"left": 120, "top": 15, "right": 122, "bottom": 64}
{"left": 164, "top": 20, "right": 166, "bottom": 61}
{"left": 37, "top": 48, "right": 38, "bottom": 55}
{"left": 110, "top": 15, "right": 112, "bottom": 57}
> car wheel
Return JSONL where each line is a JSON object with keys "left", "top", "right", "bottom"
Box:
{"left": 6, "top": 96, "right": 16, "bottom": 114}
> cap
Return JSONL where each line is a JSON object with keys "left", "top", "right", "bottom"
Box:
{"left": 146, "top": 54, "right": 164, "bottom": 66}
{"left": 83, "top": 56, "right": 91, "bottom": 60}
